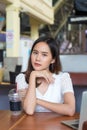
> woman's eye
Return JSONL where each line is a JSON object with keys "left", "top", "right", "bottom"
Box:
{"left": 32, "top": 51, "right": 38, "bottom": 54}
{"left": 42, "top": 53, "right": 47, "bottom": 56}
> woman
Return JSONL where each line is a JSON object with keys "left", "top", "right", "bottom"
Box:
{"left": 16, "top": 36, "right": 75, "bottom": 116}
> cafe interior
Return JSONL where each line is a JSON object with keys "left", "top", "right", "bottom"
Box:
{"left": 0, "top": 0, "right": 87, "bottom": 130}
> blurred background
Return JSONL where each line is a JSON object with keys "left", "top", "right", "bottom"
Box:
{"left": 0, "top": 0, "right": 87, "bottom": 82}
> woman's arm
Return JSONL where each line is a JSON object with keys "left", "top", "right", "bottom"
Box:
{"left": 17, "top": 88, "right": 27, "bottom": 102}
{"left": 37, "top": 92, "right": 75, "bottom": 116}
{"left": 23, "top": 70, "right": 54, "bottom": 115}
{"left": 23, "top": 71, "right": 36, "bottom": 115}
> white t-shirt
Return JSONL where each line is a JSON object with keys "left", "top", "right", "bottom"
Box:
{"left": 15, "top": 72, "right": 74, "bottom": 112}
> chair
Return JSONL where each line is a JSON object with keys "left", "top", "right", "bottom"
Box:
{"left": 73, "top": 85, "right": 87, "bottom": 113}
{"left": 70, "top": 72, "right": 87, "bottom": 113}
{"left": 15, "top": 65, "right": 22, "bottom": 73}
{"left": 0, "top": 85, "right": 15, "bottom": 110}
{"left": 9, "top": 65, "right": 22, "bottom": 84}
{"left": 9, "top": 71, "right": 19, "bottom": 84}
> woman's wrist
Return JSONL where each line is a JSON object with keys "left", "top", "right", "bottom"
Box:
{"left": 36, "top": 98, "right": 39, "bottom": 104}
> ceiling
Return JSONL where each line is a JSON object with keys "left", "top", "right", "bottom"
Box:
{"left": 0, "top": 0, "right": 74, "bottom": 37}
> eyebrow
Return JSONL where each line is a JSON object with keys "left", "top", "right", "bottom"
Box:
{"left": 33, "top": 49, "right": 49, "bottom": 54}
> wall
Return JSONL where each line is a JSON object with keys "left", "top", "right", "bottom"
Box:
{"left": 60, "top": 55, "right": 87, "bottom": 72}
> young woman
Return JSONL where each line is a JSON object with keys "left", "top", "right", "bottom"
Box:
{"left": 16, "top": 36, "right": 75, "bottom": 116}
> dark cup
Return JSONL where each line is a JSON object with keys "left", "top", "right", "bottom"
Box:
{"left": 8, "top": 89, "right": 22, "bottom": 116}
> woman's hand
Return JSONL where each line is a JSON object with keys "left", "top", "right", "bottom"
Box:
{"left": 24, "top": 70, "right": 55, "bottom": 115}
{"left": 30, "top": 70, "right": 55, "bottom": 84}
{"left": 17, "top": 88, "right": 27, "bottom": 101}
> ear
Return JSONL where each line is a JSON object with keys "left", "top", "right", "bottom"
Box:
{"left": 51, "top": 59, "right": 55, "bottom": 64}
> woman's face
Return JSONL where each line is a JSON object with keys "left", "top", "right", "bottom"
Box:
{"left": 31, "top": 42, "right": 55, "bottom": 71}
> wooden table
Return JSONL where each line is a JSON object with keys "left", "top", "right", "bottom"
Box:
{"left": 0, "top": 82, "right": 15, "bottom": 87}
{"left": 0, "top": 110, "right": 79, "bottom": 130}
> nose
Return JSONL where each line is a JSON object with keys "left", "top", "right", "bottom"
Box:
{"left": 36, "top": 54, "right": 41, "bottom": 61}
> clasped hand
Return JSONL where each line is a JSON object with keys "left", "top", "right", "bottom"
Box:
{"left": 30, "top": 70, "right": 55, "bottom": 84}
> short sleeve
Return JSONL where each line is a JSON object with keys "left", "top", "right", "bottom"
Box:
{"left": 15, "top": 73, "right": 28, "bottom": 90}
{"left": 61, "top": 72, "right": 74, "bottom": 94}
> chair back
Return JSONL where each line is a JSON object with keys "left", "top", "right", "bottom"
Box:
{"left": 70, "top": 72, "right": 87, "bottom": 113}
{"left": 9, "top": 71, "right": 19, "bottom": 84}
{"left": 15, "top": 65, "right": 22, "bottom": 73}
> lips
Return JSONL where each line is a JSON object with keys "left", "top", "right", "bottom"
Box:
{"left": 34, "top": 63, "right": 41, "bottom": 67}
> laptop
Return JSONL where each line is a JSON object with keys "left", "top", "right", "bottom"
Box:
{"left": 61, "top": 91, "right": 87, "bottom": 130}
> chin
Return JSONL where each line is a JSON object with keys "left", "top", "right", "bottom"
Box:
{"left": 33, "top": 67, "right": 42, "bottom": 71}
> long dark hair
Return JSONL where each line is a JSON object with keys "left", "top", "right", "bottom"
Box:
{"left": 25, "top": 36, "right": 62, "bottom": 83}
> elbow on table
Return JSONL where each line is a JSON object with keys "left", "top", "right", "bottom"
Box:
{"left": 67, "top": 108, "right": 75, "bottom": 116}
{"left": 23, "top": 102, "right": 35, "bottom": 115}
{"left": 27, "top": 111, "right": 34, "bottom": 116}
{"left": 24, "top": 107, "right": 34, "bottom": 115}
